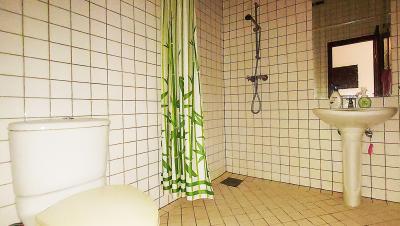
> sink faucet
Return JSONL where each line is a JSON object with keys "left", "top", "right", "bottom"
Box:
{"left": 342, "top": 95, "right": 357, "bottom": 108}
{"left": 348, "top": 98, "right": 355, "bottom": 108}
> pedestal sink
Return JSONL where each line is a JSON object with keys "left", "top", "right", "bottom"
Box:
{"left": 313, "top": 107, "right": 397, "bottom": 207}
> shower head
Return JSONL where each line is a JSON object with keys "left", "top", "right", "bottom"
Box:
{"left": 245, "top": 14, "right": 260, "bottom": 31}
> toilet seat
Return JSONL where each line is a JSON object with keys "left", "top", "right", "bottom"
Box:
{"left": 35, "top": 185, "right": 159, "bottom": 226}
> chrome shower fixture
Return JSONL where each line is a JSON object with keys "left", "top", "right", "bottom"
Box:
{"left": 245, "top": 14, "right": 260, "bottom": 32}
{"left": 245, "top": 2, "right": 268, "bottom": 114}
{"left": 247, "top": 75, "right": 268, "bottom": 83}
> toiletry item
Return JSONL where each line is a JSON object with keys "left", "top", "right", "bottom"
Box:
{"left": 329, "top": 85, "right": 342, "bottom": 109}
{"left": 381, "top": 36, "right": 392, "bottom": 96}
{"left": 358, "top": 87, "right": 371, "bottom": 108}
{"left": 348, "top": 98, "right": 355, "bottom": 108}
{"left": 368, "top": 143, "right": 374, "bottom": 155}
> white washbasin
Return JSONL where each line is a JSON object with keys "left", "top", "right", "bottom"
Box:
{"left": 313, "top": 107, "right": 398, "bottom": 129}
{"left": 313, "top": 107, "right": 397, "bottom": 207}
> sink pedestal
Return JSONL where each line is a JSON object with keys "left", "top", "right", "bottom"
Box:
{"left": 313, "top": 107, "right": 398, "bottom": 208}
{"left": 341, "top": 128, "right": 363, "bottom": 207}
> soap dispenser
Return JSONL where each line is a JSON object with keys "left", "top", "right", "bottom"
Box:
{"left": 358, "top": 87, "right": 371, "bottom": 108}
{"left": 329, "top": 85, "right": 342, "bottom": 109}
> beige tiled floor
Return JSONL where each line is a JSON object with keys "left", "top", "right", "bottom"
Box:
{"left": 159, "top": 173, "right": 400, "bottom": 226}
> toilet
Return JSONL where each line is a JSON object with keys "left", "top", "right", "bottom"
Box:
{"left": 8, "top": 118, "right": 158, "bottom": 226}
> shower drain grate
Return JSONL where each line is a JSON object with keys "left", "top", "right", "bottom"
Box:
{"left": 220, "top": 177, "right": 243, "bottom": 187}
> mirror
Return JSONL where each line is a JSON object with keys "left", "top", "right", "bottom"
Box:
{"left": 312, "top": 0, "right": 391, "bottom": 98}
{"left": 328, "top": 35, "right": 376, "bottom": 97}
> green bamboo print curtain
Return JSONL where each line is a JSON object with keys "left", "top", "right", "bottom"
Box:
{"left": 161, "top": 0, "right": 214, "bottom": 200}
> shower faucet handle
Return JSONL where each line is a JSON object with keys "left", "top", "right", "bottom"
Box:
{"left": 260, "top": 74, "right": 268, "bottom": 81}
{"left": 247, "top": 75, "right": 257, "bottom": 82}
{"left": 246, "top": 74, "right": 268, "bottom": 82}
{"left": 342, "top": 95, "right": 357, "bottom": 108}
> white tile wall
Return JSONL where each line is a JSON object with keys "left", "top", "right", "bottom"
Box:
{"left": 0, "top": 0, "right": 163, "bottom": 225}
{"left": 223, "top": 0, "right": 400, "bottom": 203}
{"left": 0, "top": 0, "right": 225, "bottom": 224}
{"left": 197, "top": 0, "right": 226, "bottom": 180}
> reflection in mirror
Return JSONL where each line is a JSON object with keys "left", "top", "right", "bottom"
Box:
{"left": 328, "top": 36, "right": 376, "bottom": 97}
{"left": 312, "top": 0, "right": 391, "bottom": 98}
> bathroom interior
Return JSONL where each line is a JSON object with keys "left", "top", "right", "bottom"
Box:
{"left": 1, "top": 0, "right": 400, "bottom": 225}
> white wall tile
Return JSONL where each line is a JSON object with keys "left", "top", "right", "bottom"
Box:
{"left": 24, "top": 17, "right": 48, "bottom": 40}
{"left": 71, "top": 0, "right": 89, "bottom": 16}
{"left": 0, "top": 0, "right": 22, "bottom": 14}
{"left": 124, "top": 169, "right": 136, "bottom": 184}
{"left": 24, "top": 37, "right": 49, "bottom": 59}
{"left": 0, "top": 32, "right": 22, "bottom": 55}
{"left": 0, "top": 76, "right": 23, "bottom": 97}
{"left": 91, "top": 52, "right": 107, "bottom": 68}
{"left": 72, "top": 65, "right": 90, "bottom": 82}
{"left": 72, "top": 99, "right": 91, "bottom": 116}
{"left": 0, "top": 10, "right": 21, "bottom": 34}
{"left": 25, "top": 98, "right": 50, "bottom": 118}
{"left": 71, "top": 31, "right": 90, "bottom": 49}
{"left": 90, "top": 20, "right": 107, "bottom": 38}
{"left": 49, "top": 6, "right": 70, "bottom": 27}
{"left": 23, "top": 0, "right": 48, "bottom": 21}
{"left": 50, "top": 25, "right": 71, "bottom": 45}
{"left": 72, "top": 48, "right": 90, "bottom": 66}
{"left": 92, "top": 100, "right": 108, "bottom": 115}
{"left": 0, "top": 54, "right": 23, "bottom": 76}
{"left": 50, "top": 99, "right": 72, "bottom": 116}
{"left": 0, "top": 162, "right": 12, "bottom": 184}
{"left": 50, "top": 62, "right": 71, "bottom": 80}
{"left": 50, "top": 43, "right": 71, "bottom": 63}
{"left": 92, "top": 84, "right": 108, "bottom": 99}
{"left": 50, "top": 0, "right": 70, "bottom": 10}
{"left": 108, "top": 100, "right": 122, "bottom": 114}
{"left": 90, "top": 4, "right": 106, "bottom": 22}
{"left": 25, "top": 78, "right": 49, "bottom": 98}
{"left": 72, "top": 82, "right": 91, "bottom": 99}
{"left": 71, "top": 13, "right": 89, "bottom": 32}
{"left": 50, "top": 80, "right": 71, "bottom": 98}
{"left": 0, "top": 141, "right": 10, "bottom": 162}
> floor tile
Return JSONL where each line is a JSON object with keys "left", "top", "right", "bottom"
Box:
{"left": 159, "top": 172, "right": 400, "bottom": 226}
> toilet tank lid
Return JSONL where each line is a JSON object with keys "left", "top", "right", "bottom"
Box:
{"left": 9, "top": 118, "right": 110, "bottom": 131}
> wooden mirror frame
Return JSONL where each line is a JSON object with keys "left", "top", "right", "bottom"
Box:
{"left": 327, "top": 33, "right": 388, "bottom": 97}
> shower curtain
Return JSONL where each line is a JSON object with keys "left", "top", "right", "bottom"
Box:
{"left": 161, "top": 0, "right": 214, "bottom": 200}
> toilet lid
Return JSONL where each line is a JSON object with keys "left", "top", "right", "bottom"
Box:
{"left": 35, "top": 185, "right": 158, "bottom": 226}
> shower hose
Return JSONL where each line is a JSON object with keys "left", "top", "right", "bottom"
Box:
{"left": 251, "top": 26, "right": 261, "bottom": 114}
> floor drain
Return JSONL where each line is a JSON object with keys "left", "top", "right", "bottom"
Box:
{"left": 221, "top": 177, "right": 243, "bottom": 187}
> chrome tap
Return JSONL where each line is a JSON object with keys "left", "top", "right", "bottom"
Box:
{"left": 342, "top": 95, "right": 358, "bottom": 108}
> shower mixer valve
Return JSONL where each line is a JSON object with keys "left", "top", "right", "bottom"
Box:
{"left": 247, "top": 74, "right": 268, "bottom": 82}
{"left": 245, "top": 2, "right": 265, "bottom": 114}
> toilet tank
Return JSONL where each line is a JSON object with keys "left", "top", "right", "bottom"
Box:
{"left": 8, "top": 118, "right": 109, "bottom": 225}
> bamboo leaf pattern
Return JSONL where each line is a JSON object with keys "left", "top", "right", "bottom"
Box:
{"left": 161, "top": 0, "right": 214, "bottom": 200}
